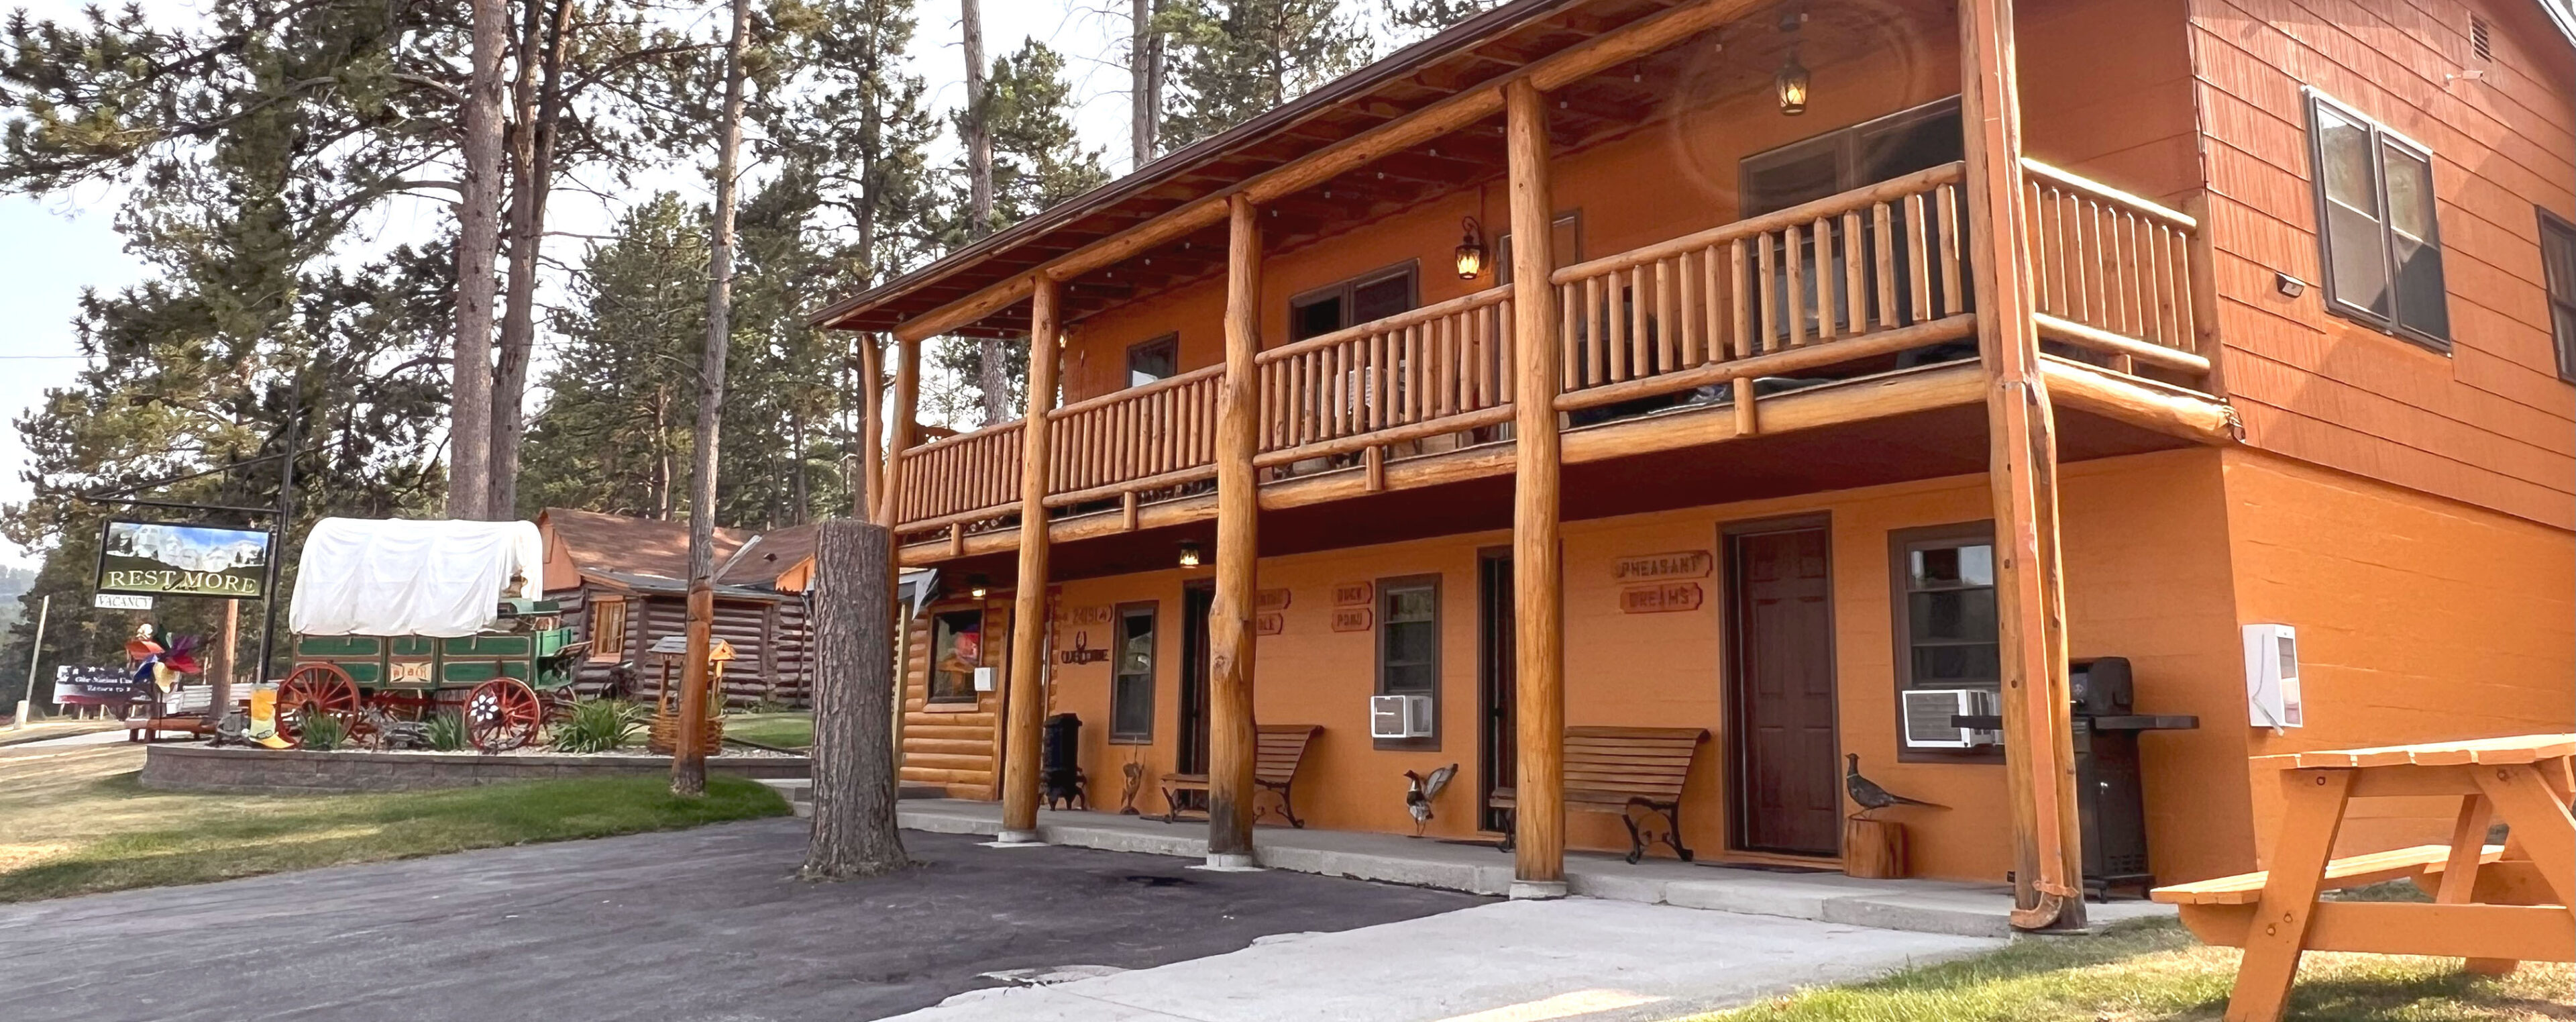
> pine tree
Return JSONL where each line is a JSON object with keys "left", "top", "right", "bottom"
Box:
{"left": 1379, "top": 0, "right": 1493, "bottom": 36}
{"left": 1161, "top": 0, "right": 1369, "bottom": 147}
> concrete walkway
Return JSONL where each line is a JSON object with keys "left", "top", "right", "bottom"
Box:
{"left": 881, "top": 797, "right": 2172, "bottom": 939}
{"left": 890, "top": 898, "right": 2002, "bottom": 1021}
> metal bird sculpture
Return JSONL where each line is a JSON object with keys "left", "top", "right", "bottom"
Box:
{"left": 1403, "top": 764, "right": 1458, "bottom": 837}
{"left": 1845, "top": 753, "right": 1946, "bottom": 818}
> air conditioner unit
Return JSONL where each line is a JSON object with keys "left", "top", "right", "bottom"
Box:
{"left": 1369, "top": 695, "right": 1434, "bottom": 739}
{"left": 1900, "top": 688, "right": 2000, "bottom": 749}
{"left": 2243, "top": 623, "right": 2303, "bottom": 729}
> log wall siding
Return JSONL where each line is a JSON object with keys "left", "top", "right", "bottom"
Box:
{"left": 898, "top": 601, "right": 1012, "bottom": 799}
{"left": 2188, "top": 0, "right": 2576, "bottom": 528}
{"left": 559, "top": 584, "right": 814, "bottom": 708}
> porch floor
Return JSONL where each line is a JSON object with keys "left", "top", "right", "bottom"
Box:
{"left": 883, "top": 797, "right": 2173, "bottom": 938}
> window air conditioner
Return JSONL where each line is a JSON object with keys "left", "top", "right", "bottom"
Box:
{"left": 1369, "top": 695, "right": 1434, "bottom": 739}
{"left": 1900, "top": 688, "right": 2000, "bottom": 749}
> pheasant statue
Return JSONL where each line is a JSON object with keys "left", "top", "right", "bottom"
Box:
{"left": 1844, "top": 753, "right": 1946, "bottom": 819}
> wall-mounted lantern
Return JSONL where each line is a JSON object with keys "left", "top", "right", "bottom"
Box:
{"left": 1454, "top": 217, "right": 1489, "bottom": 280}
{"left": 1776, "top": 45, "right": 1810, "bottom": 116}
{"left": 1177, "top": 542, "right": 1203, "bottom": 568}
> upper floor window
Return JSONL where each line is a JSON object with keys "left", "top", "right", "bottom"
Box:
{"left": 2540, "top": 210, "right": 2576, "bottom": 383}
{"left": 1289, "top": 262, "right": 1416, "bottom": 342}
{"left": 1741, "top": 97, "right": 1964, "bottom": 338}
{"left": 1127, "top": 334, "right": 1178, "bottom": 388}
{"left": 1497, "top": 211, "right": 1582, "bottom": 285}
{"left": 2306, "top": 89, "right": 2450, "bottom": 350}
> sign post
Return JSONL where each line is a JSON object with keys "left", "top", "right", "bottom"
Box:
{"left": 11, "top": 595, "right": 46, "bottom": 729}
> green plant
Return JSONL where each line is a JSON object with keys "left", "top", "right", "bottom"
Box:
{"left": 550, "top": 699, "right": 643, "bottom": 754}
{"left": 299, "top": 714, "right": 345, "bottom": 752}
{"left": 424, "top": 711, "right": 468, "bottom": 752}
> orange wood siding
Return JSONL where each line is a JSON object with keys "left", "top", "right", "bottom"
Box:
{"left": 2188, "top": 0, "right": 2576, "bottom": 527}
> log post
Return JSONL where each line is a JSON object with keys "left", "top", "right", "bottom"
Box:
{"left": 1205, "top": 194, "right": 1264, "bottom": 867}
{"left": 1959, "top": 0, "right": 2086, "bottom": 931}
{"left": 1505, "top": 76, "right": 1568, "bottom": 899}
{"left": 802, "top": 519, "right": 910, "bottom": 878}
{"left": 878, "top": 334, "right": 922, "bottom": 793}
{"left": 999, "top": 276, "right": 1063, "bottom": 842}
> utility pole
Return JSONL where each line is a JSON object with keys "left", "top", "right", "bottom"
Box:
{"left": 11, "top": 595, "right": 49, "bottom": 729}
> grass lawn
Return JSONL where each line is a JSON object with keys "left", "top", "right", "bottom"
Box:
{"left": 1699, "top": 917, "right": 2573, "bottom": 1022}
{"left": 0, "top": 743, "right": 789, "bottom": 904}
{"left": 724, "top": 711, "right": 813, "bottom": 750}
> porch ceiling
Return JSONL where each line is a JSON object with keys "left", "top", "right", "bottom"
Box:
{"left": 814, "top": 0, "right": 1957, "bottom": 338}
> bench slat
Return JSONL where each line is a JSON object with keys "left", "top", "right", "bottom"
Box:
{"left": 2151, "top": 844, "right": 2506, "bottom": 906}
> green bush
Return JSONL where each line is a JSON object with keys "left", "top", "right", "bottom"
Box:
{"left": 550, "top": 699, "right": 643, "bottom": 754}
{"left": 299, "top": 714, "right": 345, "bottom": 752}
{"left": 424, "top": 711, "right": 468, "bottom": 752}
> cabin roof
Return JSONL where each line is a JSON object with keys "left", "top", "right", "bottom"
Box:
{"left": 537, "top": 508, "right": 754, "bottom": 590}
{"left": 715, "top": 523, "right": 822, "bottom": 589}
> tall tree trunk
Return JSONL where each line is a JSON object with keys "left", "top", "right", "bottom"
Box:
{"left": 491, "top": 0, "right": 575, "bottom": 521}
{"left": 449, "top": 0, "right": 507, "bottom": 520}
{"left": 1131, "top": 0, "right": 1162, "bottom": 169}
{"left": 802, "top": 519, "right": 908, "bottom": 878}
{"left": 678, "top": 0, "right": 755, "bottom": 798}
{"left": 960, "top": 0, "right": 1009, "bottom": 426}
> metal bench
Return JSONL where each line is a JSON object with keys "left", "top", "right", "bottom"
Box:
{"left": 1494, "top": 725, "right": 1710, "bottom": 864}
{"left": 1161, "top": 724, "right": 1322, "bottom": 828}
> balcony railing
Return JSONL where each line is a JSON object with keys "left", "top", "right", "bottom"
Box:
{"left": 888, "top": 161, "right": 2212, "bottom": 538}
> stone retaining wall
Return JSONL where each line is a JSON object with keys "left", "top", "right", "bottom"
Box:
{"left": 140, "top": 744, "right": 810, "bottom": 795}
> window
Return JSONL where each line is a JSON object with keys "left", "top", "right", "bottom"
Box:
{"left": 587, "top": 597, "right": 628, "bottom": 662}
{"left": 1741, "top": 97, "right": 1966, "bottom": 338}
{"left": 1126, "top": 334, "right": 1178, "bottom": 388}
{"left": 928, "top": 609, "right": 983, "bottom": 705}
{"left": 2306, "top": 89, "right": 2450, "bottom": 348}
{"left": 1889, "top": 523, "right": 1998, "bottom": 693}
{"left": 1377, "top": 574, "right": 1442, "bottom": 748}
{"left": 1110, "top": 602, "right": 1157, "bottom": 742}
{"left": 1289, "top": 262, "right": 1417, "bottom": 342}
{"left": 1497, "top": 211, "right": 1583, "bottom": 285}
{"left": 2541, "top": 210, "right": 2576, "bottom": 382}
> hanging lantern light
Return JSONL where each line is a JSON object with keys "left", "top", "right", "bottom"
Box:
{"left": 1775, "top": 44, "right": 1811, "bottom": 116}
{"left": 966, "top": 574, "right": 991, "bottom": 600}
{"left": 1177, "top": 542, "right": 1203, "bottom": 568}
{"left": 1453, "top": 217, "right": 1488, "bottom": 280}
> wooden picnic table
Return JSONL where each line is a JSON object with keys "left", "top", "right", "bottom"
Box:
{"left": 2151, "top": 733, "right": 2574, "bottom": 1022}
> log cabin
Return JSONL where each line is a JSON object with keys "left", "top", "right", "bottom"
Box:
{"left": 816, "top": 0, "right": 2576, "bottom": 923}
{"left": 535, "top": 509, "right": 818, "bottom": 707}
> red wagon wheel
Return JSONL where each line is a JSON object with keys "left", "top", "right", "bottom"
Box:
{"left": 465, "top": 677, "right": 544, "bottom": 752}
{"left": 276, "top": 663, "right": 362, "bottom": 748}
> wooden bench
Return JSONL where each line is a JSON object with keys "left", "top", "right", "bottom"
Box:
{"left": 2150, "top": 734, "right": 2574, "bottom": 1022}
{"left": 1494, "top": 725, "right": 1710, "bottom": 864}
{"left": 1161, "top": 724, "right": 1322, "bottom": 828}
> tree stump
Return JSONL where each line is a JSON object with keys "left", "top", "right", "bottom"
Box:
{"left": 802, "top": 520, "right": 909, "bottom": 879}
{"left": 1843, "top": 817, "right": 1908, "bottom": 879}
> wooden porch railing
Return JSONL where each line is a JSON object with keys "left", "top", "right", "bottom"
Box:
{"left": 1550, "top": 162, "right": 1975, "bottom": 413}
{"left": 1044, "top": 363, "right": 1224, "bottom": 508}
{"left": 1252, "top": 287, "right": 1515, "bottom": 468}
{"left": 890, "top": 419, "right": 1022, "bottom": 532}
{"left": 2020, "top": 158, "right": 2211, "bottom": 376}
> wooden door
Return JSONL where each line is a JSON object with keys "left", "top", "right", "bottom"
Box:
{"left": 1726, "top": 520, "right": 1840, "bottom": 856}
{"left": 1177, "top": 584, "right": 1215, "bottom": 776}
{"left": 1477, "top": 550, "right": 1515, "bottom": 833}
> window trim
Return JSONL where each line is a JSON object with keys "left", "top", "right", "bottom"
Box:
{"left": 1887, "top": 520, "right": 2004, "bottom": 765}
{"left": 2539, "top": 207, "right": 2576, "bottom": 385}
{"left": 2304, "top": 87, "right": 2452, "bottom": 352}
{"left": 1109, "top": 600, "right": 1159, "bottom": 744}
{"left": 1288, "top": 260, "right": 1420, "bottom": 341}
{"left": 1496, "top": 209, "right": 1584, "bottom": 285}
{"left": 1374, "top": 572, "right": 1443, "bottom": 752}
{"left": 586, "top": 595, "right": 629, "bottom": 663}
{"left": 1124, "top": 333, "right": 1179, "bottom": 390}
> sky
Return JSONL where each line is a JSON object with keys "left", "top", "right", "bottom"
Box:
{"left": 0, "top": 0, "right": 1150, "bottom": 569}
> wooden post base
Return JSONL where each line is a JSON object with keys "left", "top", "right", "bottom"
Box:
{"left": 1844, "top": 817, "right": 1909, "bottom": 879}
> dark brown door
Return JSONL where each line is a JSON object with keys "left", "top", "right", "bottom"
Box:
{"left": 1477, "top": 551, "right": 1515, "bottom": 833}
{"left": 1177, "top": 584, "right": 1215, "bottom": 776}
{"left": 1727, "top": 521, "right": 1840, "bottom": 856}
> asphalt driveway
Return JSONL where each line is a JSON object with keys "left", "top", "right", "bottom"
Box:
{"left": 0, "top": 819, "right": 1485, "bottom": 1022}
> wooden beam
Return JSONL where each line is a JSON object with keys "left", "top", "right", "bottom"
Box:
{"left": 1205, "top": 195, "right": 1264, "bottom": 866}
{"left": 2038, "top": 357, "right": 2233, "bottom": 444}
{"left": 875, "top": 335, "right": 922, "bottom": 527}
{"left": 1505, "top": 76, "right": 1568, "bottom": 899}
{"left": 865, "top": 0, "right": 1760, "bottom": 343}
{"left": 998, "top": 276, "right": 1063, "bottom": 841}
{"left": 1960, "top": 0, "right": 2086, "bottom": 932}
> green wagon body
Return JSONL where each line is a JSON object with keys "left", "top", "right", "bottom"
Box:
{"left": 280, "top": 599, "right": 582, "bottom": 750}
{"left": 291, "top": 624, "right": 580, "bottom": 694}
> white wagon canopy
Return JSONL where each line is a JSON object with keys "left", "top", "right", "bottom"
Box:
{"left": 290, "top": 518, "right": 546, "bottom": 638}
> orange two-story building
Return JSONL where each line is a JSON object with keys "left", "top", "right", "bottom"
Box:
{"left": 814, "top": 0, "right": 2575, "bottom": 927}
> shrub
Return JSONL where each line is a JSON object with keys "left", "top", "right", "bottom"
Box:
{"left": 299, "top": 714, "right": 346, "bottom": 752}
{"left": 424, "top": 711, "right": 468, "bottom": 752}
{"left": 551, "top": 699, "right": 643, "bottom": 754}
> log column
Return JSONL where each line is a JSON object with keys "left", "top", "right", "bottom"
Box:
{"left": 1000, "top": 277, "right": 1063, "bottom": 842}
{"left": 1959, "top": 0, "right": 2085, "bottom": 931}
{"left": 1205, "top": 195, "right": 1263, "bottom": 868}
{"left": 1504, "top": 77, "right": 1568, "bottom": 899}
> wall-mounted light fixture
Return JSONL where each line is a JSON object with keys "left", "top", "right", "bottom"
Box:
{"left": 967, "top": 574, "right": 991, "bottom": 600}
{"left": 2275, "top": 272, "right": 2308, "bottom": 299}
{"left": 1177, "top": 542, "right": 1203, "bottom": 568}
{"left": 1454, "top": 217, "right": 1488, "bottom": 280}
{"left": 1775, "top": 46, "right": 1810, "bottom": 115}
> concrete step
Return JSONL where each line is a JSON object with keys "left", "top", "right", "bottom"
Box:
{"left": 757, "top": 778, "right": 813, "bottom": 817}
